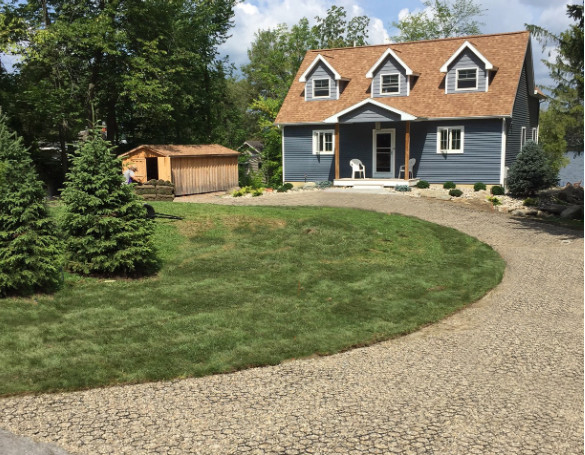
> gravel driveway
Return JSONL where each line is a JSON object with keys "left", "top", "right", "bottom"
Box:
{"left": 1, "top": 191, "right": 583, "bottom": 455}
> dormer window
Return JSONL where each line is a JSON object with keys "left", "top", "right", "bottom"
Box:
{"left": 313, "top": 79, "right": 330, "bottom": 98}
{"left": 381, "top": 74, "right": 400, "bottom": 94}
{"left": 456, "top": 68, "right": 477, "bottom": 90}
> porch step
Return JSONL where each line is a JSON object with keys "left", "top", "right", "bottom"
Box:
{"left": 333, "top": 178, "right": 419, "bottom": 188}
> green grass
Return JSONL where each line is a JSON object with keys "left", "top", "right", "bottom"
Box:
{"left": 0, "top": 202, "right": 505, "bottom": 395}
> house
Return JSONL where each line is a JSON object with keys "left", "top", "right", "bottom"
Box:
{"left": 238, "top": 140, "right": 264, "bottom": 174}
{"left": 119, "top": 144, "right": 239, "bottom": 196}
{"left": 275, "top": 31, "right": 544, "bottom": 186}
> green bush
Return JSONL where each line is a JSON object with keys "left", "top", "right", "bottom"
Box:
{"left": 449, "top": 189, "right": 463, "bottom": 197}
{"left": 443, "top": 181, "right": 456, "bottom": 189}
{"left": 490, "top": 185, "right": 505, "bottom": 195}
{"left": 474, "top": 182, "right": 487, "bottom": 191}
{"left": 523, "top": 197, "right": 539, "bottom": 207}
{"left": 487, "top": 196, "right": 502, "bottom": 206}
{"left": 316, "top": 181, "right": 332, "bottom": 189}
{"left": 415, "top": 180, "right": 430, "bottom": 189}
{"left": 0, "top": 115, "right": 62, "bottom": 296}
{"left": 252, "top": 188, "right": 264, "bottom": 197}
{"left": 277, "top": 183, "right": 294, "bottom": 193}
{"left": 506, "top": 141, "right": 558, "bottom": 196}
{"left": 395, "top": 185, "right": 411, "bottom": 192}
{"left": 61, "top": 130, "right": 159, "bottom": 277}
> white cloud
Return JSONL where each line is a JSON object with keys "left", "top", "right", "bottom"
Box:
{"left": 219, "top": 0, "right": 389, "bottom": 68}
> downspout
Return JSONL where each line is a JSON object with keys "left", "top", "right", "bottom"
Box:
{"left": 335, "top": 123, "right": 340, "bottom": 180}
{"left": 404, "top": 121, "right": 411, "bottom": 180}
{"left": 500, "top": 118, "right": 507, "bottom": 186}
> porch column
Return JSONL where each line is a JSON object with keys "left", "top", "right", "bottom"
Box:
{"left": 335, "top": 123, "right": 340, "bottom": 180}
{"left": 404, "top": 121, "right": 410, "bottom": 180}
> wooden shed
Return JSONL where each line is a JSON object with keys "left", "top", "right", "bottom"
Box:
{"left": 119, "top": 145, "right": 239, "bottom": 196}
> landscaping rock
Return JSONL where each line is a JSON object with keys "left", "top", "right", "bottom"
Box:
{"left": 540, "top": 204, "right": 568, "bottom": 215}
{"left": 557, "top": 184, "right": 584, "bottom": 204}
{"left": 560, "top": 205, "right": 584, "bottom": 220}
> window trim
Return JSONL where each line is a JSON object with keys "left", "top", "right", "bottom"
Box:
{"left": 379, "top": 73, "right": 400, "bottom": 95}
{"left": 531, "top": 127, "right": 538, "bottom": 143}
{"left": 521, "top": 126, "right": 527, "bottom": 150}
{"left": 312, "top": 129, "right": 335, "bottom": 155}
{"left": 455, "top": 67, "right": 478, "bottom": 91}
{"left": 312, "top": 78, "right": 331, "bottom": 99}
{"left": 437, "top": 126, "right": 465, "bottom": 154}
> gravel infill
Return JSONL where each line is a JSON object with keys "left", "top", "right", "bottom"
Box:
{"left": 1, "top": 191, "right": 583, "bottom": 455}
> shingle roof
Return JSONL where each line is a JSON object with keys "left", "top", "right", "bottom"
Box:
{"left": 120, "top": 144, "right": 239, "bottom": 158}
{"left": 275, "top": 31, "right": 532, "bottom": 125}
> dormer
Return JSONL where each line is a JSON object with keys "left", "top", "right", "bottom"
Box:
{"left": 366, "top": 48, "right": 418, "bottom": 98}
{"left": 299, "top": 54, "right": 347, "bottom": 101}
{"left": 440, "top": 41, "right": 498, "bottom": 94}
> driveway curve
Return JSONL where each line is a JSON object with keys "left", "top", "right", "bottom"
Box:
{"left": 1, "top": 191, "right": 583, "bottom": 455}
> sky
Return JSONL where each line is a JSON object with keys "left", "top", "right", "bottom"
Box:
{"left": 219, "top": 0, "right": 578, "bottom": 88}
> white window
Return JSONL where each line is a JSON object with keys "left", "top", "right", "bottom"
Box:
{"left": 380, "top": 73, "right": 400, "bottom": 94}
{"left": 437, "top": 127, "right": 464, "bottom": 154}
{"left": 521, "top": 127, "right": 527, "bottom": 150}
{"left": 313, "top": 79, "right": 330, "bottom": 98}
{"left": 313, "top": 130, "right": 335, "bottom": 155}
{"left": 456, "top": 68, "right": 477, "bottom": 90}
{"left": 531, "top": 127, "right": 538, "bottom": 143}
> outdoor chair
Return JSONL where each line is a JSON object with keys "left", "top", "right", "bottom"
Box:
{"left": 350, "top": 159, "right": 366, "bottom": 179}
{"left": 398, "top": 158, "right": 416, "bottom": 179}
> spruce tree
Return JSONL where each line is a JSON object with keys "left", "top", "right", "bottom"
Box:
{"left": 507, "top": 141, "right": 559, "bottom": 197}
{"left": 0, "top": 115, "right": 62, "bottom": 297}
{"left": 61, "top": 131, "right": 158, "bottom": 277}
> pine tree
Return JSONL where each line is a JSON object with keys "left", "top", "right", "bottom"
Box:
{"left": 0, "top": 115, "right": 62, "bottom": 296}
{"left": 61, "top": 131, "right": 158, "bottom": 277}
{"left": 507, "top": 141, "right": 559, "bottom": 197}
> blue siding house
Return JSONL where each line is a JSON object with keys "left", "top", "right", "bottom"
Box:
{"left": 275, "top": 31, "right": 543, "bottom": 186}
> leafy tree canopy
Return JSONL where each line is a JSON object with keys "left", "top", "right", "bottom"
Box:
{"left": 527, "top": 4, "right": 583, "bottom": 156}
{"left": 392, "top": 0, "right": 485, "bottom": 42}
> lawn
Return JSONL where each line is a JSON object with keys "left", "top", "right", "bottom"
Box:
{"left": 0, "top": 202, "right": 505, "bottom": 395}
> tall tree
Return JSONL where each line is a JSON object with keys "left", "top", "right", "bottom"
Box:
{"left": 527, "top": 4, "right": 584, "bottom": 161}
{"left": 392, "top": 0, "right": 485, "bottom": 42}
{"left": 0, "top": 115, "right": 61, "bottom": 296}
{"left": 3, "top": 0, "right": 236, "bottom": 187}
{"left": 242, "top": 7, "right": 370, "bottom": 184}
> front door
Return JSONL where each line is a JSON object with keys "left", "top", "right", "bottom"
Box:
{"left": 372, "top": 129, "right": 395, "bottom": 178}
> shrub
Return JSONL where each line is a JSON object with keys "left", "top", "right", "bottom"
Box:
{"left": 443, "top": 181, "right": 456, "bottom": 189}
{"left": 487, "top": 196, "right": 502, "bottom": 206}
{"left": 315, "top": 181, "right": 332, "bottom": 189}
{"left": 415, "top": 180, "right": 430, "bottom": 189}
{"left": 449, "top": 189, "right": 463, "bottom": 197}
{"left": 277, "top": 183, "right": 294, "bottom": 193}
{"left": 395, "top": 185, "right": 411, "bottom": 192}
{"left": 0, "top": 115, "right": 62, "bottom": 296}
{"left": 252, "top": 188, "right": 264, "bottom": 197}
{"left": 474, "top": 182, "right": 487, "bottom": 191}
{"left": 523, "top": 197, "right": 539, "bottom": 207}
{"left": 490, "top": 185, "right": 505, "bottom": 195}
{"left": 506, "top": 141, "right": 558, "bottom": 197}
{"left": 61, "top": 130, "right": 159, "bottom": 277}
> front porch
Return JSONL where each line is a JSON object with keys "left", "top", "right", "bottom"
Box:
{"left": 333, "top": 178, "right": 419, "bottom": 188}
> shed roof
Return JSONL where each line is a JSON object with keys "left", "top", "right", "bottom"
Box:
{"left": 120, "top": 144, "right": 239, "bottom": 158}
{"left": 275, "top": 31, "right": 534, "bottom": 124}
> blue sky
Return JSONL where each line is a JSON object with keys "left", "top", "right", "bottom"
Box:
{"left": 219, "top": 0, "right": 578, "bottom": 88}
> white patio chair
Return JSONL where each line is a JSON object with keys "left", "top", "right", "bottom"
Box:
{"left": 350, "top": 159, "right": 366, "bottom": 179}
{"left": 398, "top": 158, "right": 416, "bottom": 179}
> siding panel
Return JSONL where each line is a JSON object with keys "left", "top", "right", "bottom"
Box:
{"left": 283, "top": 126, "right": 335, "bottom": 182}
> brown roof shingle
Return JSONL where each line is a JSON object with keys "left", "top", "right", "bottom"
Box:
{"left": 120, "top": 144, "right": 239, "bottom": 158}
{"left": 275, "top": 31, "right": 532, "bottom": 124}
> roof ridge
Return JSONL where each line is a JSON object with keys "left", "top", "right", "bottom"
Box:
{"left": 308, "top": 30, "right": 530, "bottom": 53}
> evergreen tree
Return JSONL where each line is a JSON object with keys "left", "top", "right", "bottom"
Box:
{"left": 507, "top": 141, "right": 558, "bottom": 197}
{"left": 61, "top": 131, "right": 158, "bottom": 277}
{"left": 0, "top": 115, "right": 61, "bottom": 296}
